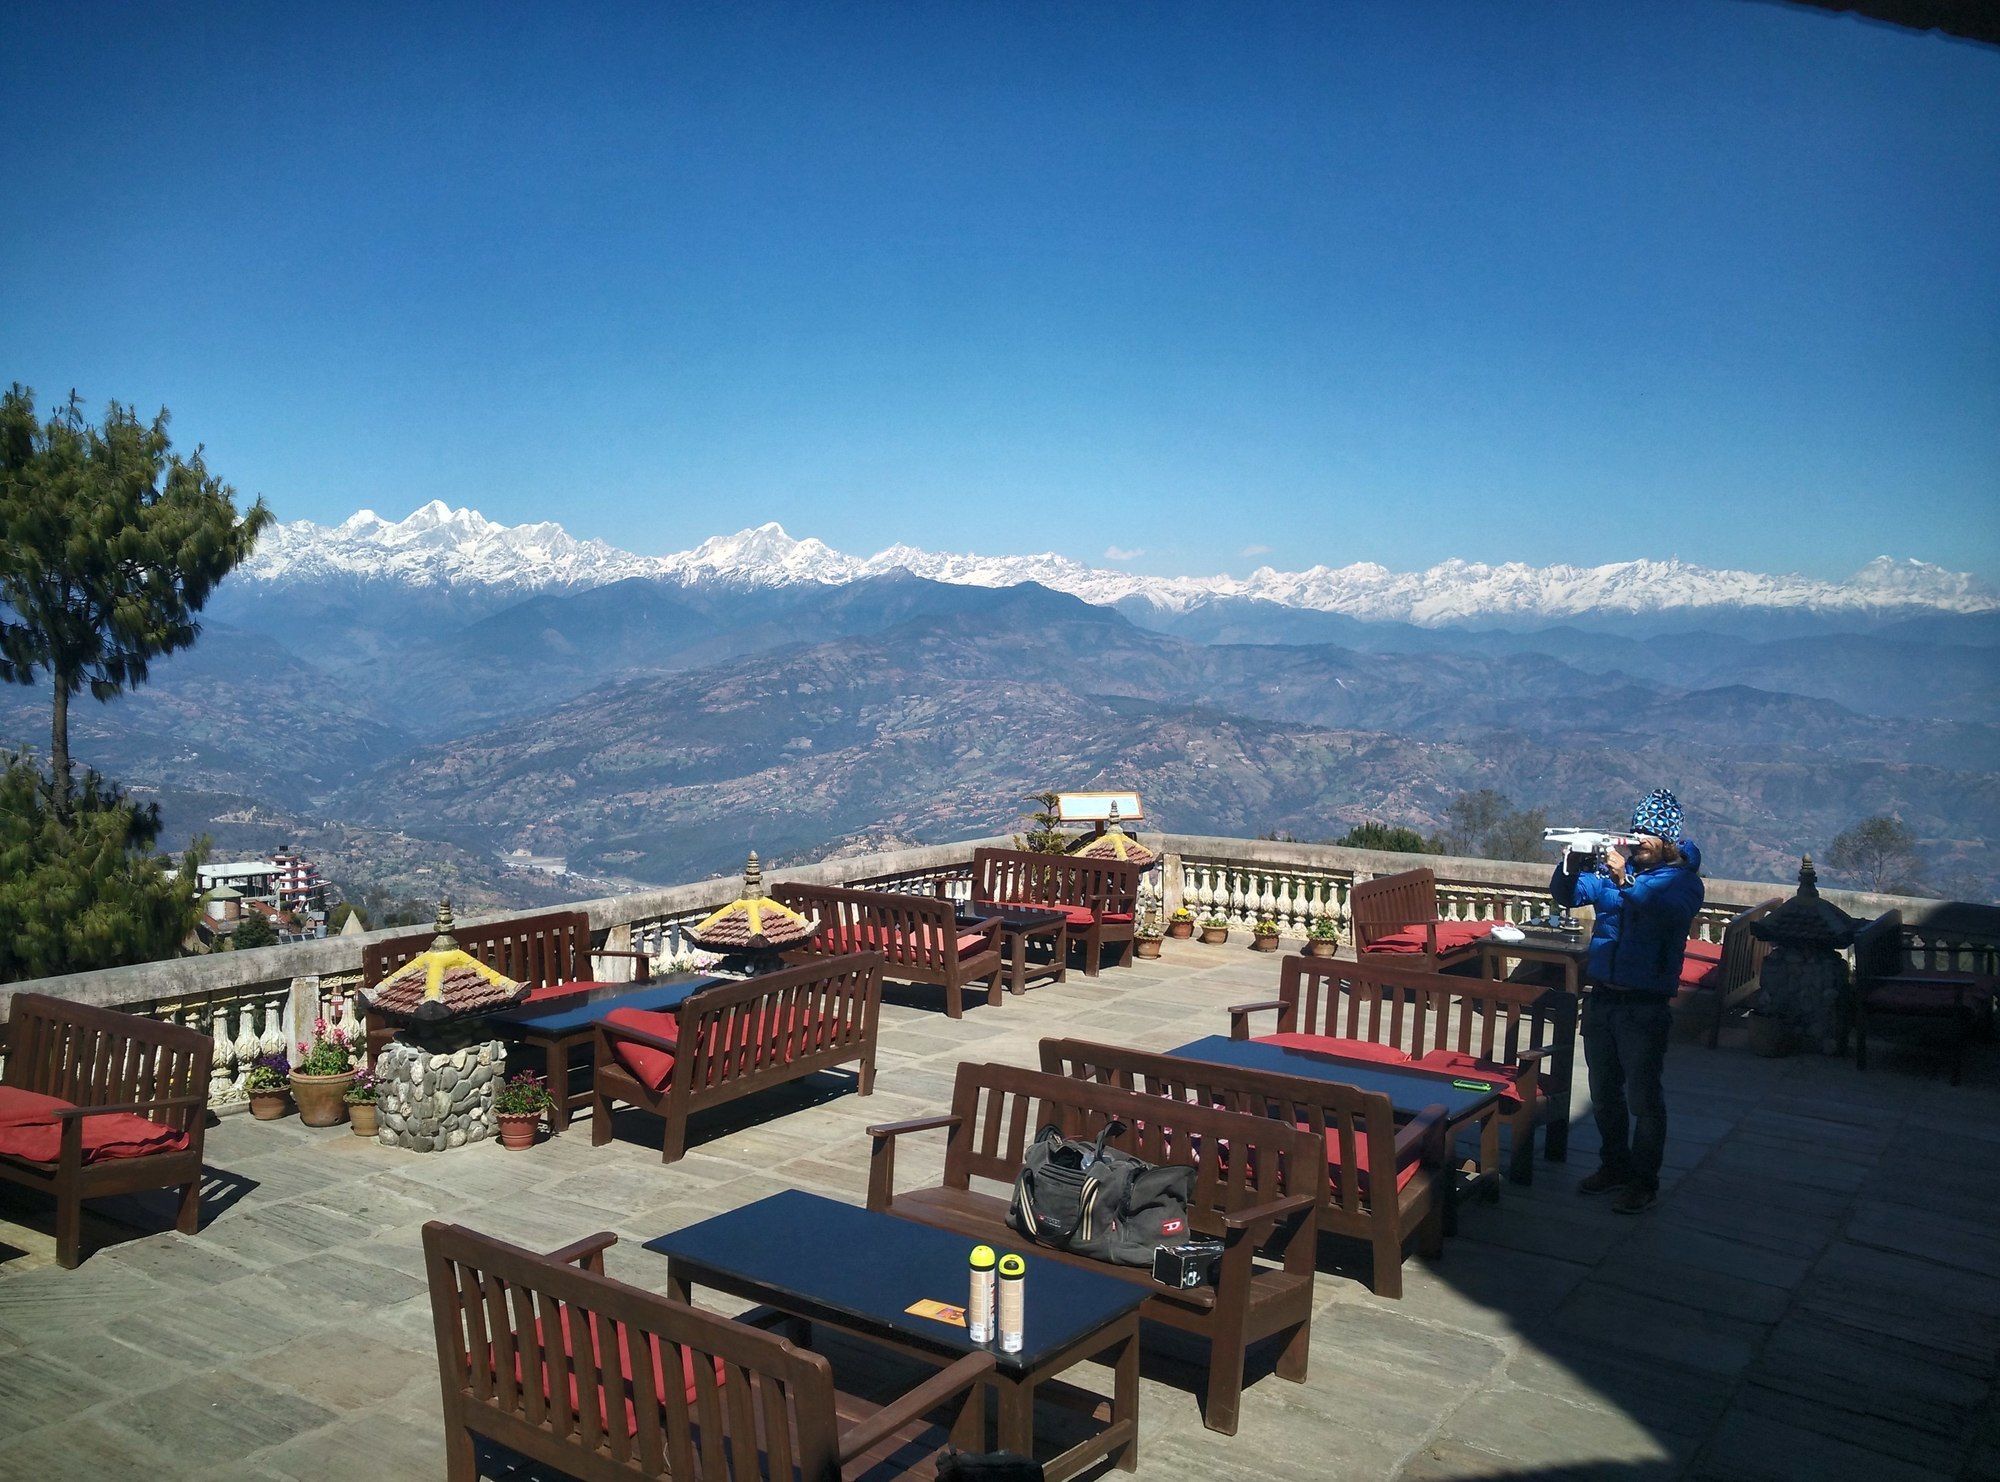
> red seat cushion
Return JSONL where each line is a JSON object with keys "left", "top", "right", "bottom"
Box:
{"left": 603, "top": 1008, "right": 680, "bottom": 1093}
{"left": 1864, "top": 981, "right": 1980, "bottom": 1015}
{"left": 955, "top": 932, "right": 993, "bottom": 959}
{"left": 0, "top": 1087, "right": 190, "bottom": 1165}
{"left": 1315, "top": 1123, "right": 1425, "bottom": 1200}
{"left": 998, "top": 900, "right": 1098, "bottom": 929}
{"left": 1098, "top": 912, "right": 1134, "bottom": 925}
{"left": 1411, "top": 1050, "right": 1527, "bottom": 1109}
{"left": 1363, "top": 920, "right": 1496, "bottom": 956}
{"left": 1254, "top": 1034, "right": 1414, "bottom": 1067}
{"left": 819, "top": 923, "right": 991, "bottom": 962}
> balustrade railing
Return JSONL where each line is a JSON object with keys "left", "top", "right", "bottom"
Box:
{"left": 2, "top": 831, "right": 1971, "bottom": 1109}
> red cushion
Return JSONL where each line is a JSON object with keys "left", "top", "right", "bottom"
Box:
{"left": 1363, "top": 920, "right": 1496, "bottom": 956}
{"left": 1678, "top": 961, "right": 1722, "bottom": 992}
{"left": 998, "top": 900, "right": 1097, "bottom": 929}
{"left": 1254, "top": 1034, "right": 1414, "bottom": 1067}
{"left": 1315, "top": 1122, "right": 1424, "bottom": 1200}
{"left": 526, "top": 979, "right": 616, "bottom": 1003}
{"left": 1411, "top": 1050, "right": 1527, "bottom": 1109}
{"left": 1098, "top": 912, "right": 1134, "bottom": 925}
{"left": 604, "top": 1008, "right": 680, "bottom": 1093}
{"left": 1865, "top": 981, "right": 1979, "bottom": 1015}
{"left": 0, "top": 1087, "right": 189, "bottom": 1165}
{"left": 955, "top": 932, "right": 993, "bottom": 959}
{"left": 1681, "top": 941, "right": 1723, "bottom": 968}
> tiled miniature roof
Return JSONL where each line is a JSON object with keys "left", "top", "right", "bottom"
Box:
{"left": 1069, "top": 825, "right": 1157, "bottom": 868}
{"left": 367, "top": 958, "right": 527, "bottom": 1019}
{"left": 685, "top": 852, "right": 818, "bottom": 951}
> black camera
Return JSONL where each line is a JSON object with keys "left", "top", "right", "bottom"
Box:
{"left": 1152, "top": 1240, "right": 1225, "bottom": 1289}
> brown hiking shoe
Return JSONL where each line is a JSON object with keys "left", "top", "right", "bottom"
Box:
{"left": 1612, "top": 1184, "right": 1658, "bottom": 1215}
{"left": 1577, "top": 1167, "right": 1630, "bottom": 1195}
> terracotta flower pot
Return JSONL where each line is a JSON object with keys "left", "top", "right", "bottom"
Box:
{"left": 498, "top": 1112, "right": 541, "bottom": 1150}
{"left": 1134, "top": 937, "right": 1163, "bottom": 959}
{"left": 249, "top": 1088, "right": 291, "bottom": 1121}
{"left": 1251, "top": 933, "right": 1281, "bottom": 953}
{"left": 290, "top": 1070, "right": 356, "bottom": 1128}
{"left": 347, "top": 1101, "right": 380, "bottom": 1138}
{"left": 1166, "top": 920, "right": 1195, "bottom": 940}
{"left": 1200, "top": 925, "right": 1229, "bottom": 945}
{"left": 1304, "top": 938, "right": 1339, "bottom": 958}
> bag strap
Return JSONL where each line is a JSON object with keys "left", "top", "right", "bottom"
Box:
{"left": 1087, "top": 1118, "right": 1125, "bottom": 1165}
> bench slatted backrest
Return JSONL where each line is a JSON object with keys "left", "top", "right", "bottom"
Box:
{"left": 971, "top": 848, "right": 1141, "bottom": 918}
{"left": 1853, "top": 908, "right": 1906, "bottom": 986}
{"left": 363, "top": 909, "right": 593, "bottom": 991}
{"left": 943, "top": 1062, "right": 1320, "bottom": 1231}
{"left": 1349, "top": 868, "right": 1441, "bottom": 951}
{"left": 2, "top": 993, "right": 210, "bottom": 1127}
{"left": 773, "top": 883, "right": 962, "bottom": 973}
{"left": 1040, "top": 1038, "right": 1402, "bottom": 1219}
{"left": 1719, "top": 899, "right": 1783, "bottom": 996}
{"left": 423, "top": 1221, "right": 838, "bottom": 1481}
{"left": 674, "top": 953, "right": 882, "bottom": 1097}
{"left": 1275, "top": 955, "right": 1433, "bottom": 1048}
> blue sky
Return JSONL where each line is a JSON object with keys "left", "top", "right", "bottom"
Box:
{"left": 3, "top": 2, "right": 1996, "bottom": 581}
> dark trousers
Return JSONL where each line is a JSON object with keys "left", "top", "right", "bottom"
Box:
{"left": 1583, "top": 995, "right": 1672, "bottom": 1190}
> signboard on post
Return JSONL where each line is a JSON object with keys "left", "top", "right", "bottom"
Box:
{"left": 1054, "top": 791, "right": 1144, "bottom": 825}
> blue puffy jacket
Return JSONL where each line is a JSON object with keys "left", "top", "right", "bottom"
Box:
{"left": 1549, "top": 840, "right": 1706, "bottom": 996}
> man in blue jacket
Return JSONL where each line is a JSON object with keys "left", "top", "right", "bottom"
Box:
{"left": 1550, "top": 788, "right": 1705, "bottom": 1214}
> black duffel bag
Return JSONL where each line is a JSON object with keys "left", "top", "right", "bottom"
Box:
{"left": 1008, "top": 1118, "right": 1196, "bottom": 1266}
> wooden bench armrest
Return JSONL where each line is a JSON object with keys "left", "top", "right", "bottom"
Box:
{"left": 1395, "top": 1104, "right": 1451, "bottom": 1164}
{"left": 544, "top": 1231, "right": 618, "bottom": 1272}
{"left": 866, "top": 1114, "right": 961, "bottom": 1210}
{"left": 1227, "top": 1000, "right": 1287, "bottom": 1040}
{"left": 591, "top": 948, "right": 653, "bottom": 983}
{"left": 865, "top": 1113, "right": 960, "bottom": 1140}
{"left": 836, "top": 1349, "right": 995, "bottom": 1464}
{"left": 1219, "top": 1189, "right": 1319, "bottom": 1233}
{"left": 52, "top": 1093, "right": 208, "bottom": 1120}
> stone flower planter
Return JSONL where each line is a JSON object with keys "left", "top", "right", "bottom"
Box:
{"left": 1166, "top": 920, "right": 1195, "bottom": 940}
{"left": 1200, "top": 924, "right": 1229, "bottom": 946}
{"left": 1250, "top": 933, "right": 1281, "bottom": 953}
{"left": 1304, "top": 938, "right": 1339, "bottom": 958}
{"left": 291, "top": 1070, "right": 357, "bottom": 1128}
{"left": 249, "top": 1088, "right": 291, "bottom": 1120}
{"left": 1134, "top": 937, "right": 1163, "bottom": 959}
{"left": 498, "top": 1112, "right": 541, "bottom": 1151}
{"left": 347, "top": 1101, "right": 380, "bottom": 1138}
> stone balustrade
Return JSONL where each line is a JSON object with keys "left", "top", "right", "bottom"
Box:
{"left": 1, "top": 830, "right": 1974, "bottom": 1110}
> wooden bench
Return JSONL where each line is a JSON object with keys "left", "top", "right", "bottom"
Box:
{"left": 970, "top": 847, "right": 1141, "bottom": 975}
{"left": 866, "top": 1061, "right": 1321, "bottom": 1435}
{"left": 1350, "top": 867, "right": 1495, "bottom": 973}
{"left": 362, "top": 908, "right": 653, "bottom": 1064}
{"left": 1852, "top": 907, "right": 1995, "bottom": 1084}
{"left": 1228, "top": 955, "right": 1568, "bottom": 1185}
{"left": 1676, "top": 898, "right": 1782, "bottom": 1048}
{"left": 423, "top": 1220, "right": 991, "bottom": 1482}
{"left": 774, "top": 882, "right": 1004, "bottom": 1019}
{"left": 593, "top": 954, "right": 883, "bottom": 1163}
{"left": 0, "top": 994, "right": 211, "bottom": 1268}
{"left": 1038, "top": 1036, "right": 1447, "bottom": 1300}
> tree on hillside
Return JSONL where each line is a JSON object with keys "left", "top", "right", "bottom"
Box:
{"left": 0, "top": 752, "right": 205, "bottom": 982}
{"left": 0, "top": 385, "right": 271, "bottom": 818}
{"left": 1827, "top": 815, "right": 1926, "bottom": 895}
{"left": 1334, "top": 821, "right": 1440, "bottom": 855}
{"left": 1434, "top": 790, "right": 1552, "bottom": 863}
{"left": 1015, "top": 791, "right": 1069, "bottom": 854}
{"left": 231, "top": 911, "right": 279, "bottom": 950}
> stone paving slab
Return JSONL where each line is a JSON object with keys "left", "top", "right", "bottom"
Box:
{"left": 4, "top": 937, "right": 1999, "bottom": 1481}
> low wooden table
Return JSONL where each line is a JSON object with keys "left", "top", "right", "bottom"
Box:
{"left": 646, "top": 1190, "right": 1142, "bottom": 1480}
{"left": 487, "top": 972, "right": 723, "bottom": 1131}
{"left": 1477, "top": 929, "right": 1587, "bottom": 1162}
{"left": 960, "top": 901, "right": 1069, "bottom": 995}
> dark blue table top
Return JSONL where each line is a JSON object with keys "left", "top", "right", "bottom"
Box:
{"left": 644, "top": 1190, "right": 1145, "bottom": 1374}
{"left": 487, "top": 973, "right": 725, "bottom": 1035}
{"left": 1167, "top": 1035, "right": 1503, "bottom": 1120}
{"left": 957, "top": 900, "right": 1067, "bottom": 931}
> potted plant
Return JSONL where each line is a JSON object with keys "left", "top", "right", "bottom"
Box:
{"left": 1250, "top": 918, "right": 1282, "bottom": 952}
{"left": 290, "top": 1019, "right": 358, "bottom": 1128}
{"left": 1166, "top": 908, "right": 1195, "bottom": 940}
{"left": 1305, "top": 914, "right": 1340, "bottom": 958}
{"left": 1134, "top": 903, "right": 1164, "bottom": 959}
{"left": 494, "top": 1072, "right": 553, "bottom": 1150}
{"left": 1199, "top": 916, "right": 1230, "bottom": 946}
{"left": 245, "top": 1053, "right": 292, "bottom": 1120}
{"left": 344, "top": 1069, "right": 380, "bottom": 1138}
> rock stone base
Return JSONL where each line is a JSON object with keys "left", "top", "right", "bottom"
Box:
{"left": 376, "top": 1039, "right": 505, "bottom": 1151}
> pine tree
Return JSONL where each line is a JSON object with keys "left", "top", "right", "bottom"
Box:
{"left": 0, "top": 752, "right": 205, "bottom": 981}
{"left": 0, "top": 384, "right": 272, "bottom": 818}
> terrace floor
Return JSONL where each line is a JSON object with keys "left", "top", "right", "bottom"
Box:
{"left": 2, "top": 940, "right": 1997, "bottom": 1482}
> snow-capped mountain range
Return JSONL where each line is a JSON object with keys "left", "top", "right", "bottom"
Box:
{"left": 240, "top": 501, "right": 2000, "bottom": 624}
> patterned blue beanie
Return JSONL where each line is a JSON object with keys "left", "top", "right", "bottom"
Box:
{"left": 1630, "top": 788, "right": 1684, "bottom": 844}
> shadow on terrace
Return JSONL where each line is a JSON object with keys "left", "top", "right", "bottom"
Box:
{"left": 0, "top": 835, "right": 1995, "bottom": 1481}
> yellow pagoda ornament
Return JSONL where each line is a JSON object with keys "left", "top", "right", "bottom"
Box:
{"left": 1067, "top": 801, "right": 1157, "bottom": 869}
{"left": 685, "top": 853, "right": 821, "bottom": 973}
{"left": 355, "top": 899, "right": 530, "bottom": 1027}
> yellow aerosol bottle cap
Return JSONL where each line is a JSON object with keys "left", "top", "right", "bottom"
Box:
{"left": 970, "top": 1244, "right": 996, "bottom": 1269}
{"left": 998, "top": 1253, "right": 1026, "bottom": 1277}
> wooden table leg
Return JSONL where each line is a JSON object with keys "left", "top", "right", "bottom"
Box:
{"left": 1112, "top": 1316, "right": 1139, "bottom": 1472}
{"left": 1008, "top": 931, "right": 1030, "bottom": 995}
{"left": 542, "top": 1035, "right": 573, "bottom": 1132}
{"left": 996, "top": 1371, "right": 1035, "bottom": 1459}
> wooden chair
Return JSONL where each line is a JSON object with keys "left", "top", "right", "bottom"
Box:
{"left": 1039, "top": 1036, "right": 1447, "bottom": 1299}
{"left": 423, "top": 1221, "right": 991, "bottom": 1482}
{"left": 969, "top": 848, "right": 1141, "bottom": 975}
{"left": 1227, "top": 955, "right": 1567, "bottom": 1185}
{"left": 0, "top": 994, "right": 211, "bottom": 1268}
{"left": 593, "top": 954, "right": 883, "bottom": 1162}
{"left": 774, "top": 882, "right": 1004, "bottom": 1018}
{"left": 1854, "top": 908, "right": 1993, "bottom": 1085}
{"left": 1675, "top": 898, "right": 1782, "bottom": 1048}
{"left": 362, "top": 908, "right": 652, "bottom": 1064}
{"left": 866, "top": 1061, "right": 1321, "bottom": 1435}
{"left": 1349, "top": 867, "right": 1495, "bottom": 973}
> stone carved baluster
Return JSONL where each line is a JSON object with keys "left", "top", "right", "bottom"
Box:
{"left": 1225, "top": 869, "right": 1247, "bottom": 924}
{"left": 260, "top": 993, "right": 288, "bottom": 1063}
{"left": 335, "top": 986, "right": 364, "bottom": 1046}
{"left": 1191, "top": 863, "right": 1212, "bottom": 918}
{"left": 231, "top": 1000, "right": 261, "bottom": 1094}
{"left": 209, "top": 1003, "right": 236, "bottom": 1105}
{"left": 1258, "top": 872, "right": 1278, "bottom": 927}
